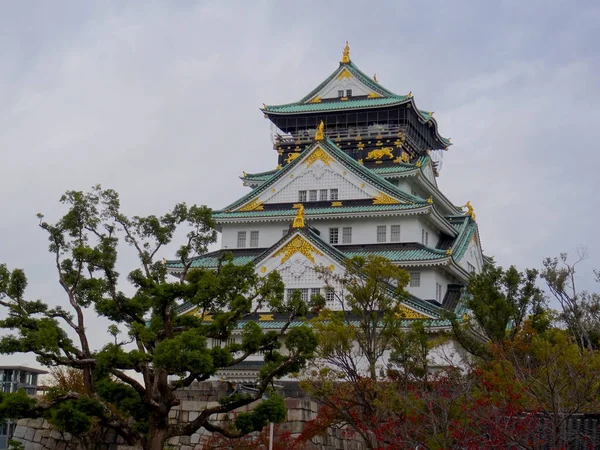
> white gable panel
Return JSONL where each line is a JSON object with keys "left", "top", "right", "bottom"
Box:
{"left": 318, "top": 78, "right": 372, "bottom": 100}
{"left": 307, "top": 68, "right": 376, "bottom": 101}
{"left": 458, "top": 233, "right": 484, "bottom": 273}
{"left": 422, "top": 162, "right": 436, "bottom": 184}
{"left": 256, "top": 145, "right": 404, "bottom": 205}
{"left": 265, "top": 161, "right": 371, "bottom": 203}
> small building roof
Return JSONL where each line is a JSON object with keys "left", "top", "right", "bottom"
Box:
{"left": 0, "top": 365, "right": 48, "bottom": 374}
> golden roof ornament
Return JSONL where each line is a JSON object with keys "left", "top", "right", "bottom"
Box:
{"left": 407, "top": 91, "right": 413, "bottom": 98}
{"left": 463, "top": 201, "right": 476, "bottom": 221}
{"left": 292, "top": 204, "right": 305, "bottom": 228}
{"left": 341, "top": 41, "right": 350, "bottom": 64}
{"left": 315, "top": 121, "right": 325, "bottom": 141}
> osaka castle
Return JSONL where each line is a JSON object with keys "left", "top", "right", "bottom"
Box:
{"left": 167, "top": 44, "right": 485, "bottom": 380}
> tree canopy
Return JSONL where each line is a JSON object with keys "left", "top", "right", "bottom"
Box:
{"left": 0, "top": 186, "right": 317, "bottom": 450}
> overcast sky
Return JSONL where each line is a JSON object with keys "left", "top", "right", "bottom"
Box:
{"left": 1, "top": 0, "right": 598, "bottom": 367}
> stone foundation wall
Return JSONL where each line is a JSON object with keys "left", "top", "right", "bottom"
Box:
{"left": 11, "top": 381, "right": 366, "bottom": 450}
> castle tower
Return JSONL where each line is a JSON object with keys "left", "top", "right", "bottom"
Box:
{"left": 167, "top": 46, "right": 485, "bottom": 379}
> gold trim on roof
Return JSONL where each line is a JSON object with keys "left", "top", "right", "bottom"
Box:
{"left": 308, "top": 96, "right": 322, "bottom": 104}
{"left": 304, "top": 147, "right": 332, "bottom": 167}
{"left": 292, "top": 204, "right": 305, "bottom": 228}
{"left": 367, "top": 91, "right": 381, "bottom": 98}
{"left": 337, "top": 68, "right": 352, "bottom": 80}
{"left": 272, "top": 235, "right": 324, "bottom": 264}
{"left": 398, "top": 305, "right": 429, "bottom": 319}
{"left": 259, "top": 314, "right": 274, "bottom": 321}
{"left": 341, "top": 41, "right": 350, "bottom": 64}
{"left": 315, "top": 121, "right": 325, "bottom": 141}
{"left": 237, "top": 198, "right": 264, "bottom": 212}
{"left": 373, "top": 192, "right": 400, "bottom": 205}
{"left": 366, "top": 148, "right": 394, "bottom": 160}
{"left": 285, "top": 152, "right": 301, "bottom": 164}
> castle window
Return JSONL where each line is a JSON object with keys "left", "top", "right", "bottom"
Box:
{"left": 309, "top": 190, "right": 318, "bottom": 202}
{"left": 250, "top": 231, "right": 259, "bottom": 247}
{"left": 298, "top": 190, "right": 307, "bottom": 202}
{"left": 377, "top": 225, "right": 387, "bottom": 243}
{"left": 346, "top": 89, "right": 352, "bottom": 97}
{"left": 409, "top": 272, "right": 421, "bottom": 287}
{"left": 421, "top": 229, "right": 429, "bottom": 246}
{"left": 237, "top": 231, "right": 247, "bottom": 248}
{"left": 330, "top": 189, "right": 339, "bottom": 200}
{"left": 319, "top": 189, "right": 328, "bottom": 201}
{"left": 342, "top": 227, "right": 352, "bottom": 244}
{"left": 436, "top": 283, "right": 443, "bottom": 302}
{"left": 311, "top": 288, "right": 321, "bottom": 298}
{"left": 329, "top": 227, "right": 339, "bottom": 244}
{"left": 299, "top": 288, "right": 310, "bottom": 302}
{"left": 338, "top": 90, "right": 344, "bottom": 98}
{"left": 391, "top": 225, "right": 401, "bottom": 242}
{"left": 325, "top": 287, "right": 335, "bottom": 305}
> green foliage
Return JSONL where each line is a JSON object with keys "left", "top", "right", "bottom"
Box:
{"left": 0, "top": 186, "right": 317, "bottom": 450}
{"left": 0, "top": 390, "right": 37, "bottom": 420}
{"left": 450, "top": 262, "right": 546, "bottom": 358}
{"left": 313, "top": 255, "right": 411, "bottom": 380}
{"left": 234, "top": 394, "right": 286, "bottom": 434}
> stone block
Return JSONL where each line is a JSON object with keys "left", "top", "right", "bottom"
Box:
{"left": 50, "top": 430, "right": 63, "bottom": 440}
{"left": 25, "top": 427, "right": 36, "bottom": 441}
{"left": 34, "top": 429, "right": 44, "bottom": 442}
{"left": 189, "top": 411, "right": 199, "bottom": 422}
{"left": 191, "top": 433, "right": 200, "bottom": 444}
{"left": 181, "top": 446, "right": 193, "bottom": 450}
{"left": 180, "top": 435, "right": 191, "bottom": 444}
{"left": 55, "top": 443, "right": 67, "bottom": 450}
{"left": 181, "top": 400, "right": 205, "bottom": 411}
{"left": 285, "top": 398, "right": 300, "bottom": 409}
{"left": 13, "top": 426, "right": 26, "bottom": 439}
{"left": 42, "top": 420, "right": 51, "bottom": 429}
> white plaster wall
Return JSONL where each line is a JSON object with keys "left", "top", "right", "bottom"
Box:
{"left": 221, "top": 223, "right": 289, "bottom": 249}
{"left": 309, "top": 215, "right": 440, "bottom": 247}
{"left": 222, "top": 215, "right": 443, "bottom": 250}
{"left": 458, "top": 234, "right": 484, "bottom": 274}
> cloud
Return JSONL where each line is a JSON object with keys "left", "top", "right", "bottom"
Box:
{"left": 0, "top": 1, "right": 598, "bottom": 366}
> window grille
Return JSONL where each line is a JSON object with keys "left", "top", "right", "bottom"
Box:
{"left": 391, "top": 225, "right": 401, "bottom": 242}
{"left": 250, "top": 231, "right": 259, "bottom": 247}
{"left": 309, "top": 190, "right": 318, "bottom": 202}
{"left": 319, "top": 189, "right": 328, "bottom": 201}
{"left": 237, "top": 231, "right": 246, "bottom": 248}
{"left": 329, "top": 228, "right": 339, "bottom": 244}
{"left": 330, "top": 189, "right": 339, "bottom": 200}
{"left": 342, "top": 227, "right": 352, "bottom": 244}
{"left": 298, "top": 190, "right": 307, "bottom": 202}
{"left": 409, "top": 272, "right": 421, "bottom": 287}
{"left": 377, "top": 225, "right": 387, "bottom": 243}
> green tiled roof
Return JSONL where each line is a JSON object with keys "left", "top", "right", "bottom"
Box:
{"left": 233, "top": 318, "right": 452, "bottom": 330}
{"left": 264, "top": 96, "right": 410, "bottom": 114}
{"left": 167, "top": 254, "right": 258, "bottom": 270}
{"left": 370, "top": 156, "right": 429, "bottom": 175}
{"left": 242, "top": 169, "right": 278, "bottom": 182}
{"left": 214, "top": 203, "right": 424, "bottom": 220}
{"left": 344, "top": 247, "right": 447, "bottom": 262}
{"left": 218, "top": 138, "right": 426, "bottom": 213}
{"left": 262, "top": 60, "right": 450, "bottom": 147}
{"left": 452, "top": 220, "right": 477, "bottom": 261}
